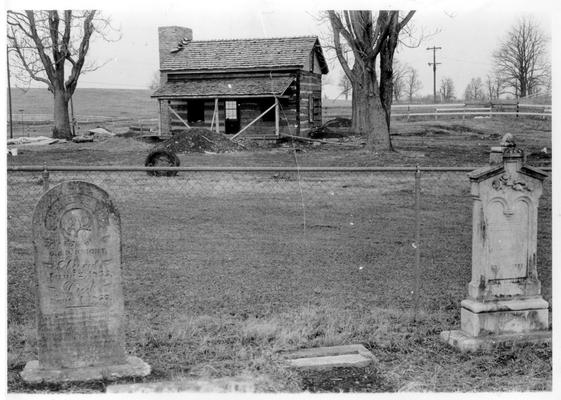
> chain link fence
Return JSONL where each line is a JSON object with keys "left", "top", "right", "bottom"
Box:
{"left": 7, "top": 166, "right": 552, "bottom": 325}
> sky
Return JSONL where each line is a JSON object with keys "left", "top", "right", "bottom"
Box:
{"left": 4, "top": 0, "right": 557, "bottom": 99}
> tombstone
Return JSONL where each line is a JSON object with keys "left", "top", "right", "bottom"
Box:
{"left": 441, "top": 138, "right": 551, "bottom": 351}
{"left": 21, "top": 181, "right": 150, "bottom": 383}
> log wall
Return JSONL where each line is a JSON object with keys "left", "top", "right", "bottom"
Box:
{"left": 298, "top": 71, "right": 323, "bottom": 136}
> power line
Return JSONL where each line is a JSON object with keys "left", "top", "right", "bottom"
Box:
{"left": 427, "top": 46, "right": 442, "bottom": 103}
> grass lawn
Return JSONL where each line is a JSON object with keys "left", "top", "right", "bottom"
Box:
{"left": 6, "top": 117, "right": 552, "bottom": 393}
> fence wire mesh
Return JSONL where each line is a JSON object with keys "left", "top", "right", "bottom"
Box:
{"left": 7, "top": 168, "right": 552, "bottom": 327}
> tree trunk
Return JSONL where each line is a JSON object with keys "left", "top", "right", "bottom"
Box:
{"left": 351, "top": 77, "right": 391, "bottom": 152}
{"left": 378, "top": 13, "right": 399, "bottom": 151}
{"left": 52, "top": 89, "right": 72, "bottom": 139}
{"left": 519, "top": 78, "right": 527, "bottom": 98}
{"left": 379, "top": 54, "right": 394, "bottom": 136}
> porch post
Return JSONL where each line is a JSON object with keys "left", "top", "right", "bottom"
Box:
{"left": 214, "top": 98, "right": 219, "bottom": 133}
{"left": 275, "top": 97, "right": 279, "bottom": 137}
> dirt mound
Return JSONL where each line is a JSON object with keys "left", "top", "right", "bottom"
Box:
{"left": 159, "top": 128, "right": 241, "bottom": 153}
{"left": 310, "top": 118, "right": 353, "bottom": 139}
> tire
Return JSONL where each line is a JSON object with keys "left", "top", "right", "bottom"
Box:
{"left": 144, "top": 149, "right": 180, "bottom": 177}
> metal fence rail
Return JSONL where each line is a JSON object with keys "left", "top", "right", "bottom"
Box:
{"left": 7, "top": 165, "right": 552, "bottom": 324}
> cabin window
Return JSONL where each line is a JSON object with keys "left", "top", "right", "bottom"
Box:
{"left": 225, "top": 101, "right": 238, "bottom": 119}
{"left": 187, "top": 100, "right": 204, "bottom": 123}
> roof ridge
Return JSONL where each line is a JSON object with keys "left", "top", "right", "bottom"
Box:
{"left": 188, "top": 35, "right": 318, "bottom": 43}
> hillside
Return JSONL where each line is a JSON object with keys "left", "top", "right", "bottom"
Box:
{"left": 8, "top": 87, "right": 158, "bottom": 119}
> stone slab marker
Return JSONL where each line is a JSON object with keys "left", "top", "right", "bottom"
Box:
{"left": 441, "top": 138, "right": 551, "bottom": 351}
{"left": 283, "top": 344, "right": 375, "bottom": 370}
{"left": 22, "top": 181, "right": 150, "bottom": 383}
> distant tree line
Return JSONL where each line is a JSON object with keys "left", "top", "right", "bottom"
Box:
{"left": 336, "top": 16, "right": 550, "bottom": 104}
{"left": 463, "top": 17, "right": 550, "bottom": 102}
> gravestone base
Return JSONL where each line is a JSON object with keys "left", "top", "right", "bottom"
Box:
{"left": 21, "top": 356, "right": 150, "bottom": 384}
{"left": 440, "top": 297, "right": 550, "bottom": 352}
{"left": 460, "top": 298, "right": 549, "bottom": 337}
{"left": 440, "top": 329, "right": 551, "bottom": 353}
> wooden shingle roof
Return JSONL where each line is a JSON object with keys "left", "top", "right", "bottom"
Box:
{"left": 152, "top": 76, "right": 295, "bottom": 98}
{"left": 161, "top": 36, "right": 328, "bottom": 73}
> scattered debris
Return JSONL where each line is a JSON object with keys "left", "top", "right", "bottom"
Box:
{"left": 88, "top": 127, "right": 115, "bottom": 138}
{"left": 144, "top": 149, "right": 180, "bottom": 176}
{"left": 310, "top": 118, "right": 353, "bottom": 139}
{"left": 159, "top": 128, "right": 241, "bottom": 153}
{"left": 7, "top": 136, "right": 66, "bottom": 146}
{"left": 129, "top": 124, "right": 156, "bottom": 133}
{"left": 72, "top": 135, "right": 95, "bottom": 143}
{"left": 280, "top": 134, "right": 364, "bottom": 148}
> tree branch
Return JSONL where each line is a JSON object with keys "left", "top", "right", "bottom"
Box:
{"left": 8, "top": 27, "right": 53, "bottom": 90}
{"left": 65, "top": 10, "right": 96, "bottom": 97}
{"left": 328, "top": 11, "right": 357, "bottom": 81}
{"left": 25, "top": 10, "right": 56, "bottom": 83}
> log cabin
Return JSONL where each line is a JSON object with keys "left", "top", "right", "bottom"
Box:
{"left": 152, "top": 26, "right": 328, "bottom": 138}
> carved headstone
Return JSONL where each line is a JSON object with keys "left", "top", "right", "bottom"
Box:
{"left": 441, "top": 138, "right": 551, "bottom": 351}
{"left": 21, "top": 181, "right": 150, "bottom": 383}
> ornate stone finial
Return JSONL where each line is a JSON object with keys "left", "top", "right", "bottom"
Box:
{"left": 500, "top": 133, "right": 515, "bottom": 147}
{"left": 500, "top": 133, "right": 523, "bottom": 159}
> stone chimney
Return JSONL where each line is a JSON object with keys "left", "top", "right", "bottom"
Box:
{"left": 158, "top": 26, "right": 193, "bottom": 68}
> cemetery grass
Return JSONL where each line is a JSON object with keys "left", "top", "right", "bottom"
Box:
{"left": 7, "top": 118, "right": 552, "bottom": 393}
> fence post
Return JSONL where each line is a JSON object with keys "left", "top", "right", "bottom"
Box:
{"left": 413, "top": 165, "right": 422, "bottom": 317}
{"left": 42, "top": 163, "right": 50, "bottom": 192}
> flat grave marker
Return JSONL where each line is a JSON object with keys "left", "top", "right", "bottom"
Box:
{"left": 283, "top": 344, "right": 375, "bottom": 370}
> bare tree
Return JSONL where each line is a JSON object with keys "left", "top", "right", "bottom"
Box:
{"left": 439, "top": 77, "right": 455, "bottom": 102}
{"left": 339, "top": 74, "right": 352, "bottom": 100}
{"left": 7, "top": 10, "right": 118, "bottom": 139}
{"left": 392, "top": 59, "right": 408, "bottom": 102}
{"left": 405, "top": 66, "right": 422, "bottom": 102}
{"left": 485, "top": 74, "right": 505, "bottom": 101}
{"left": 464, "top": 77, "right": 486, "bottom": 102}
{"left": 328, "top": 10, "right": 415, "bottom": 151}
{"left": 492, "top": 17, "right": 549, "bottom": 98}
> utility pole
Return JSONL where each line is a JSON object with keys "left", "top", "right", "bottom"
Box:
{"left": 427, "top": 46, "right": 442, "bottom": 103}
{"left": 7, "top": 46, "right": 13, "bottom": 139}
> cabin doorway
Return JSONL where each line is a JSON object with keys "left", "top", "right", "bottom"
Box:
{"left": 225, "top": 101, "right": 239, "bottom": 134}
